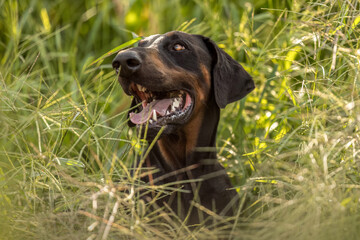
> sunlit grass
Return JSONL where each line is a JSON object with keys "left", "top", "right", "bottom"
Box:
{"left": 0, "top": 0, "right": 359, "bottom": 239}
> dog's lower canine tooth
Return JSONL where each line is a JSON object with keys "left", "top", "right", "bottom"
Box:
{"left": 152, "top": 110, "right": 157, "bottom": 121}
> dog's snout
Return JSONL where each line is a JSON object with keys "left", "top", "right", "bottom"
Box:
{"left": 112, "top": 51, "right": 142, "bottom": 77}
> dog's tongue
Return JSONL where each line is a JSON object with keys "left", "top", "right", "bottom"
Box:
{"left": 129, "top": 98, "right": 173, "bottom": 124}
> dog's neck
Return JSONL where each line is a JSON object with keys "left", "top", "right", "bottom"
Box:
{"left": 156, "top": 101, "right": 220, "bottom": 170}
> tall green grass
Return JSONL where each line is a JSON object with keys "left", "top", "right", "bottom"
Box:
{"left": 0, "top": 0, "right": 359, "bottom": 239}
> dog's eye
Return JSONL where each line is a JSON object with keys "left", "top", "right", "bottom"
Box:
{"left": 138, "top": 40, "right": 147, "bottom": 46}
{"left": 172, "top": 43, "right": 185, "bottom": 51}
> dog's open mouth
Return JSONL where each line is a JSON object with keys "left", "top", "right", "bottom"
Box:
{"left": 129, "top": 83, "right": 193, "bottom": 126}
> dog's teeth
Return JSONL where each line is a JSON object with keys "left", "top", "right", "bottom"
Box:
{"left": 149, "top": 119, "right": 153, "bottom": 124}
{"left": 173, "top": 100, "right": 179, "bottom": 108}
{"left": 152, "top": 110, "right": 157, "bottom": 121}
{"left": 136, "top": 84, "right": 148, "bottom": 92}
{"left": 166, "top": 110, "right": 170, "bottom": 115}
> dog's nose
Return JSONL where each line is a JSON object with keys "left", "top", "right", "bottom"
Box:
{"left": 112, "top": 51, "right": 142, "bottom": 77}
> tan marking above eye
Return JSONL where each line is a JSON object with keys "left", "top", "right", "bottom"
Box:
{"left": 173, "top": 44, "right": 185, "bottom": 51}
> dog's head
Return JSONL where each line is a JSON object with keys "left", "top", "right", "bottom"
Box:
{"left": 112, "top": 31, "right": 254, "bottom": 138}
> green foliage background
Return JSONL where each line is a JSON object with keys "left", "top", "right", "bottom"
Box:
{"left": 0, "top": 0, "right": 360, "bottom": 239}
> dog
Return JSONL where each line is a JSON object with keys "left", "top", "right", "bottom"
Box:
{"left": 112, "top": 31, "right": 254, "bottom": 225}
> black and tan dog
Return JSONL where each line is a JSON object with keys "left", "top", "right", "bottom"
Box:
{"left": 112, "top": 31, "right": 254, "bottom": 225}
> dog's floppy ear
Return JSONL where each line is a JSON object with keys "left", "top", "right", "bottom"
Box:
{"left": 202, "top": 37, "right": 255, "bottom": 108}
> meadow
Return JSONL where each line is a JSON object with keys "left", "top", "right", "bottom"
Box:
{"left": 0, "top": 0, "right": 360, "bottom": 239}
